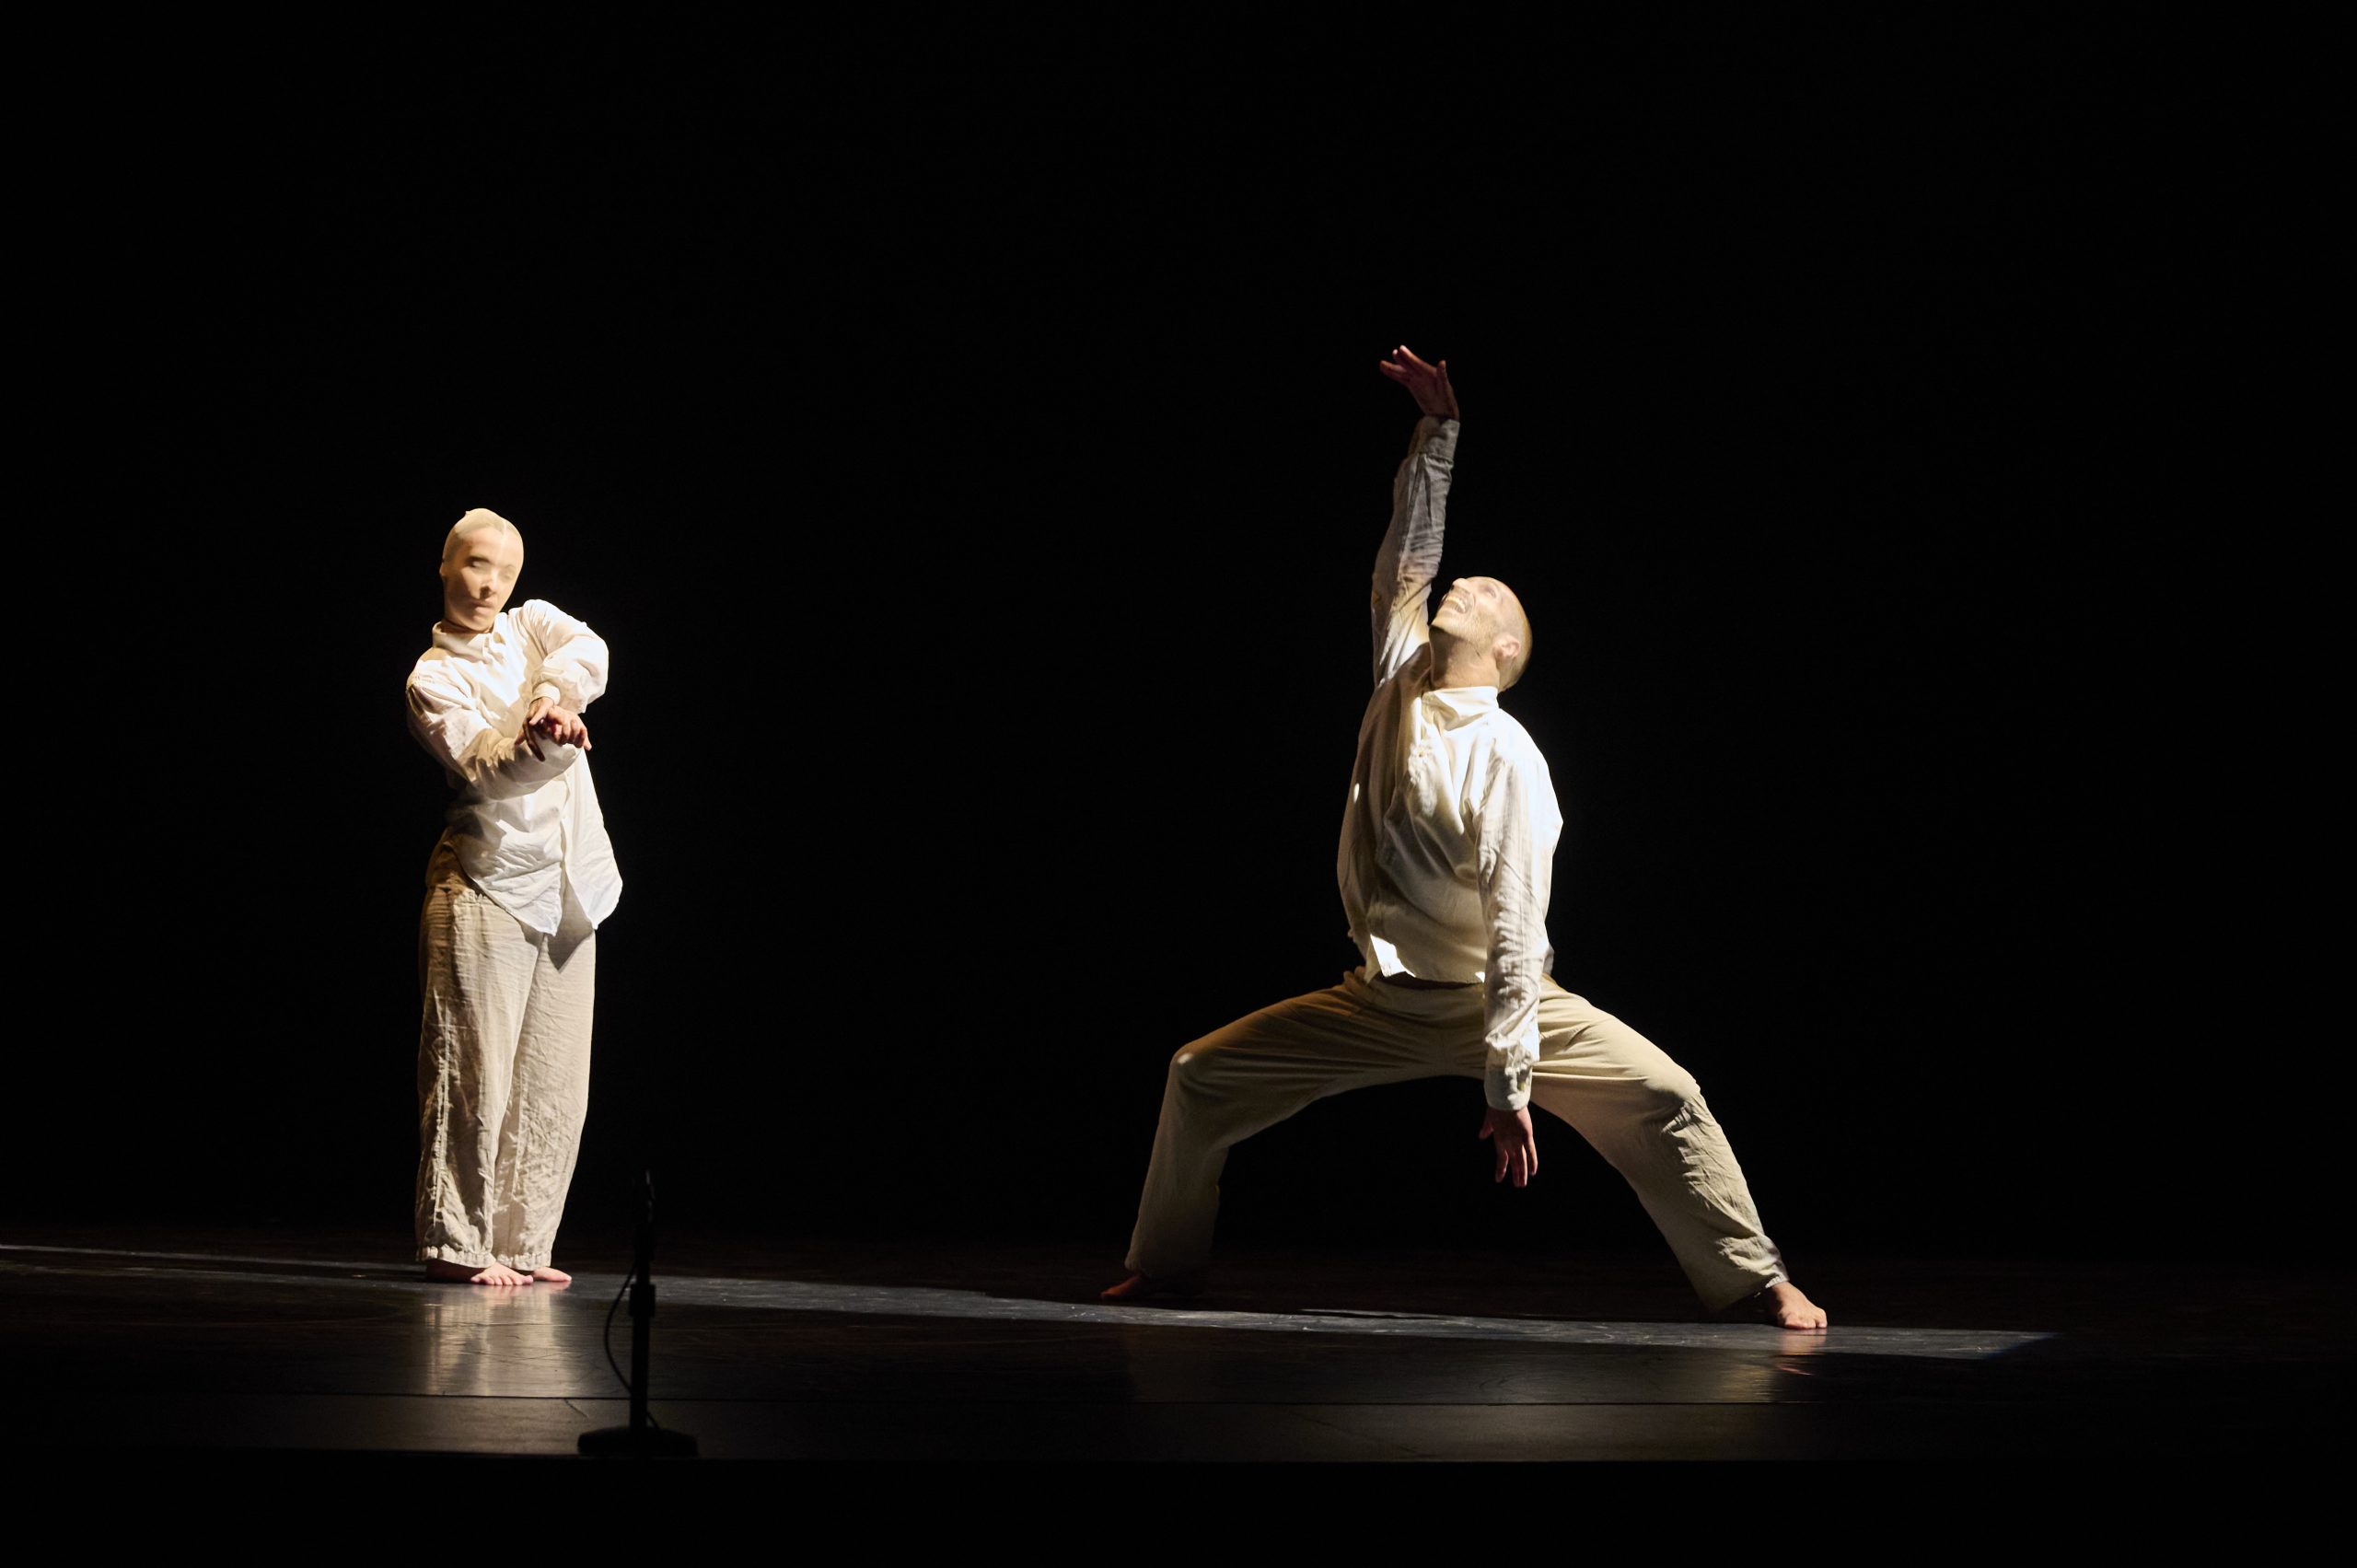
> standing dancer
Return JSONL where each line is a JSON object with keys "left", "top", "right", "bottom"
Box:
{"left": 1106, "top": 349, "right": 1828, "bottom": 1330}
{"left": 405, "top": 507, "right": 621, "bottom": 1287}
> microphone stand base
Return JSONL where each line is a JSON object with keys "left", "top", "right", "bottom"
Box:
{"left": 578, "top": 1423, "right": 700, "bottom": 1458}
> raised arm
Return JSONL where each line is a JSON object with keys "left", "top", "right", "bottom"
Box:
{"left": 1370, "top": 346, "right": 1462, "bottom": 686}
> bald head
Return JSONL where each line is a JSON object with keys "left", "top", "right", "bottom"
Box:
{"left": 1433, "top": 575, "right": 1532, "bottom": 691}
{"left": 1494, "top": 584, "right": 1532, "bottom": 691}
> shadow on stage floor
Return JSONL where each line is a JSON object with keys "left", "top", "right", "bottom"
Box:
{"left": 0, "top": 1222, "right": 2340, "bottom": 1463}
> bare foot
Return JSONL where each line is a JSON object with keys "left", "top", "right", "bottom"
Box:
{"left": 1100, "top": 1270, "right": 1208, "bottom": 1303}
{"left": 425, "top": 1257, "right": 534, "bottom": 1287}
{"left": 1742, "top": 1281, "right": 1829, "bottom": 1331}
{"left": 530, "top": 1266, "right": 573, "bottom": 1285}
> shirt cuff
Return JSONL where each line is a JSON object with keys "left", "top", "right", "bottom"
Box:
{"left": 532, "top": 681, "right": 563, "bottom": 706}
{"left": 1485, "top": 1064, "right": 1532, "bottom": 1113}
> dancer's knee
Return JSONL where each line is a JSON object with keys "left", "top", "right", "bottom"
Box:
{"left": 1643, "top": 1066, "right": 1704, "bottom": 1120}
{"left": 1166, "top": 1035, "right": 1279, "bottom": 1121}
{"left": 1167, "top": 1041, "right": 1225, "bottom": 1094}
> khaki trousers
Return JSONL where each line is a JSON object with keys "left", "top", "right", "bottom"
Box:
{"left": 1124, "top": 970, "right": 1788, "bottom": 1311}
{"left": 414, "top": 872, "right": 597, "bottom": 1272}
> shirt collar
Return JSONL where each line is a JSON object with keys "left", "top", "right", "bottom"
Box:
{"left": 432, "top": 614, "right": 503, "bottom": 657}
{"left": 1422, "top": 681, "right": 1499, "bottom": 726}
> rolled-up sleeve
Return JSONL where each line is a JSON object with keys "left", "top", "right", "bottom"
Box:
{"left": 1370, "top": 416, "right": 1457, "bottom": 686}
{"left": 1471, "top": 744, "right": 1556, "bottom": 1111}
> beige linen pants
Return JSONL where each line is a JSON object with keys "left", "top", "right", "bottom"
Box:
{"left": 1124, "top": 970, "right": 1788, "bottom": 1311}
{"left": 415, "top": 871, "right": 597, "bottom": 1272}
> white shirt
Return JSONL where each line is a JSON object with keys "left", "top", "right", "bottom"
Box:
{"left": 403, "top": 598, "right": 622, "bottom": 937}
{"left": 1336, "top": 417, "right": 1563, "bottom": 1112}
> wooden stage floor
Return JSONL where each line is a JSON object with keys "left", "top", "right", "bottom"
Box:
{"left": 1, "top": 1224, "right": 2339, "bottom": 1465}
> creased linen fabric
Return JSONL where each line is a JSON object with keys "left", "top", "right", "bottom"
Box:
{"left": 405, "top": 596, "right": 619, "bottom": 1273}
{"left": 415, "top": 868, "right": 596, "bottom": 1271}
{"left": 403, "top": 598, "right": 621, "bottom": 937}
{"left": 1122, "top": 971, "right": 1788, "bottom": 1310}
{"left": 1337, "top": 416, "right": 1562, "bottom": 1111}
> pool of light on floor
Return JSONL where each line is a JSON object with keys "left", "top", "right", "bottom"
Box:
{"left": 2, "top": 1243, "right": 2052, "bottom": 1362}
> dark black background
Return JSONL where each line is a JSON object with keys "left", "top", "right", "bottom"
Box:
{"left": 37, "top": 18, "right": 2320, "bottom": 1276}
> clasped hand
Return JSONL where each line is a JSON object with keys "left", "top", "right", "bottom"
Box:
{"left": 516, "top": 696, "right": 591, "bottom": 761}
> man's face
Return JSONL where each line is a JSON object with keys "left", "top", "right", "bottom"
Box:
{"left": 440, "top": 528, "right": 524, "bottom": 632}
{"left": 1434, "top": 575, "right": 1521, "bottom": 656}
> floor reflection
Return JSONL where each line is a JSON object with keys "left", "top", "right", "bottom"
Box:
{"left": 0, "top": 1244, "right": 2047, "bottom": 1363}
{"left": 637, "top": 1275, "right": 2049, "bottom": 1361}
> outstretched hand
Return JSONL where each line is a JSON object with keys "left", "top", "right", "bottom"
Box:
{"left": 1380, "top": 344, "right": 1459, "bottom": 421}
{"left": 1479, "top": 1105, "right": 1538, "bottom": 1189}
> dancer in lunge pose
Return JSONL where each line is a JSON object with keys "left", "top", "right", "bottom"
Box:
{"left": 1106, "top": 349, "right": 1828, "bottom": 1330}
